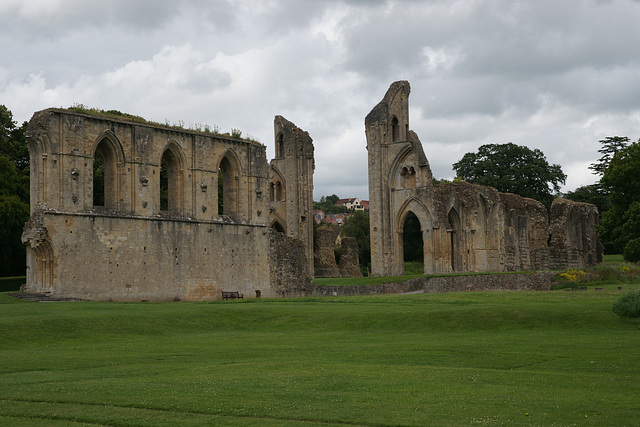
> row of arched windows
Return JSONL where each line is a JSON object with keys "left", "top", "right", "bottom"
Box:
{"left": 91, "top": 135, "right": 239, "bottom": 217}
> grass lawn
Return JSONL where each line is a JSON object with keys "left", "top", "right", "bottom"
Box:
{"left": 1, "top": 288, "right": 639, "bottom": 426}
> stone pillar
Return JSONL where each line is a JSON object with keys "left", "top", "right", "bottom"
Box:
{"left": 314, "top": 228, "right": 340, "bottom": 278}
{"left": 339, "top": 237, "right": 363, "bottom": 277}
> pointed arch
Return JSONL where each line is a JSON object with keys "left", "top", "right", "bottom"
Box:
{"left": 217, "top": 149, "right": 242, "bottom": 218}
{"left": 390, "top": 116, "right": 400, "bottom": 142}
{"left": 91, "top": 130, "right": 125, "bottom": 209}
{"left": 396, "top": 197, "right": 433, "bottom": 274}
{"left": 276, "top": 132, "right": 285, "bottom": 158}
{"left": 388, "top": 145, "right": 417, "bottom": 189}
{"left": 270, "top": 166, "right": 286, "bottom": 202}
{"left": 397, "top": 197, "right": 432, "bottom": 232}
{"left": 159, "top": 140, "right": 186, "bottom": 213}
{"left": 269, "top": 205, "right": 287, "bottom": 234}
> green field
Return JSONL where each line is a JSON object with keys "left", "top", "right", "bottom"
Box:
{"left": 1, "top": 288, "right": 639, "bottom": 426}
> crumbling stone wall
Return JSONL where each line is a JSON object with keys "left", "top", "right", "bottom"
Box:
{"left": 21, "top": 108, "right": 315, "bottom": 300}
{"left": 314, "top": 272, "right": 553, "bottom": 296}
{"left": 366, "top": 81, "right": 601, "bottom": 276}
{"left": 314, "top": 227, "right": 341, "bottom": 278}
{"left": 269, "top": 116, "right": 315, "bottom": 275}
{"left": 269, "top": 231, "right": 314, "bottom": 297}
{"left": 338, "top": 237, "right": 363, "bottom": 277}
{"left": 549, "top": 199, "right": 603, "bottom": 269}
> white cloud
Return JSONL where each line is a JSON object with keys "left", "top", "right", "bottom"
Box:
{"left": 2, "top": 0, "right": 640, "bottom": 201}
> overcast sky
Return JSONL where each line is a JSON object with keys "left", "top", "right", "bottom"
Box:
{"left": 2, "top": 0, "right": 640, "bottom": 201}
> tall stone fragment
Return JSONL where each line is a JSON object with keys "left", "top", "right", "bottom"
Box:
{"left": 269, "top": 116, "right": 315, "bottom": 275}
{"left": 339, "top": 237, "right": 363, "bottom": 277}
{"left": 314, "top": 228, "right": 340, "bottom": 278}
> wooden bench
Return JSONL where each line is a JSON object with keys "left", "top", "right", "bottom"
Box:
{"left": 222, "top": 291, "right": 244, "bottom": 300}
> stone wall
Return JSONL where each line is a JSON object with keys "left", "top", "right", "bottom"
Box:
{"left": 23, "top": 208, "right": 271, "bottom": 301}
{"left": 22, "top": 108, "right": 315, "bottom": 300}
{"left": 313, "top": 272, "right": 553, "bottom": 297}
{"left": 269, "top": 231, "right": 314, "bottom": 297}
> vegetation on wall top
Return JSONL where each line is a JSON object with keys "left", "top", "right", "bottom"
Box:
{"left": 66, "top": 104, "right": 261, "bottom": 144}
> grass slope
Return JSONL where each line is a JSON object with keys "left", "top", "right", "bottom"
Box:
{"left": 1, "top": 289, "right": 639, "bottom": 426}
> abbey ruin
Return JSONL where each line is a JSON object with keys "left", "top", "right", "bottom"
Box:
{"left": 366, "top": 81, "right": 602, "bottom": 276}
{"left": 20, "top": 81, "right": 602, "bottom": 300}
{"left": 21, "top": 110, "right": 314, "bottom": 300}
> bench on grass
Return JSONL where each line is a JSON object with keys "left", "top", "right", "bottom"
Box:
{"left": 222, "top": 291, "right": 244, "bottom": 300}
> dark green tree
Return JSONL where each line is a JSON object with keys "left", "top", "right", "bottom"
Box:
{"left": 452, "top": 143, "right": 566, "bottom": 210}
{"left": 589, "top": 136, "right": 629, "bottom": 177}
{"left": 599, "top": 140, "right": 640, "bottom": 259}
{"left": 0, "top": 156, "right": 29, "bottom": 276}
{"left": 340, "top": 210, "right": 370, "bottom": 270}
{"left": 0, "top": 105, "right": 29, "bottom": 171}
{"left": 313, "top": 194, "right": 349, "bottom": 214}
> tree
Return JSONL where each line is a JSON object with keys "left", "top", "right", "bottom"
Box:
{"left": 452, "top": 143, "right": 566, "bottom": 210}
{"left": 313, "top": 194, "right": 349, "bottom": 214}
{"left": 0, "top": 156, "right": 29, "bottom": 276}
{"left": 340, "top": 210, "right": 370, "bottom": 270}
{"left": 0, "top": 105, "right": 30, "bottom": 276}
{"left": 599, "top": 140, "right": 640, "bottom": 259}
{"left": 589, "top": 136, "right": 629, "bottom": 177}
{"left": 0, "top": 105, "right": 29, "bottom": 171}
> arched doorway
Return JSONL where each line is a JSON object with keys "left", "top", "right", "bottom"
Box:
{"left": 402, "top": 211, "right": 423, "bottom": 270}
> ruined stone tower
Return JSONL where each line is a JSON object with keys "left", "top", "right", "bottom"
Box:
{"left": 269, "top": 116, "right": 315, "bottom": 275}
{"left": 366, "top": 81, "right": 433, "bottom": 276}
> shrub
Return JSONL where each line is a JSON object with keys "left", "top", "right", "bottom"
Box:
{"left": 612, "top": 291, "right": 640, "bottom": 318}
{"left": 623, "top": 238, "right": 640, "bottom": 262}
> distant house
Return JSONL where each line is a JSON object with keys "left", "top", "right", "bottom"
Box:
{"left": 336, "top": 197, "right": 368, "bottom": 211}
{"left": 313, "top": 210, "right": 325, "bottom": 225}
{"left": 323, "top": 213, "right": 349, "bottom": 225}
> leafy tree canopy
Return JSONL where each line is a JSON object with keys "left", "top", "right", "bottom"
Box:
{"left": 452, "top": 142, "right": 566, "bottom": 210}
{"left": 598, "top": 140, "right": 640, "bottom": 259}
{"left": 589, "top": 136, "right": 629, "bottom": 177}
{"left": 0, "top": 105, "right": 29, "bottom": 171}
{"left": 0, "top": 156, "right": 29, "bottom": 276}
{"left": 0, "top": 105, "right": 30, "bottom": 276}
{"left": 313, "top": 194, "right": 350, "bottom": 214}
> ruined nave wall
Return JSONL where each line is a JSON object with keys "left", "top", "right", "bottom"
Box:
{"left": 23, "top": 210, "right": 271, "bottom": 301}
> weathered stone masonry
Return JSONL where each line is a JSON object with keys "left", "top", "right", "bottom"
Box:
{"left": 22, "top": 109, "right": 313, "bottom": 300}
{"left": 366, "top": 81, "right": 602, "bottom": 276}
